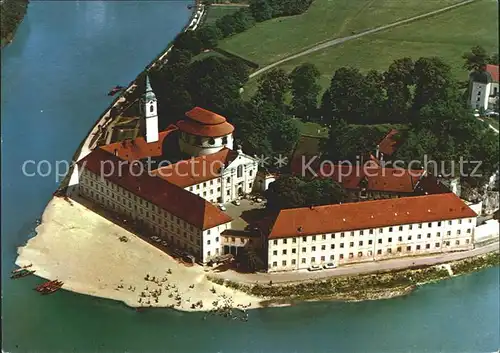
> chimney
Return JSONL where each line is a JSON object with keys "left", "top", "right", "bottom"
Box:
{"left": 375, "top": 144, "right": 380, "bottom": 159}
{"left": 237, "top": 144, "right": 242, "bottom": 154}
{"left": 297, "top": 226, "right": 303, "bottom": 233}
{"left": 114, "top": 149, "right": 118, "bottom": 156}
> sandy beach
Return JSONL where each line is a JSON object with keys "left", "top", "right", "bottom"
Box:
{"left": 16, "top": 197, "right": 262, "bottom": 312}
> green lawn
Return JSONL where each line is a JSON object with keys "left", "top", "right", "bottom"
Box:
{"left": 202, "top": 5, "right": 247, "bottom": 27}
{"left": 293, "top": 119, "right": 329, "bottom": 138}
{"left": 241, "top": 0, "right": 498, "bottom": 95}
{"left": 219, "top": 0, "right": 463, "bottom": 66}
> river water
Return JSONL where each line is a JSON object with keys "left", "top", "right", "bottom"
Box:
{"left": 1, "top": 1, "right": 499, "bottom": 352}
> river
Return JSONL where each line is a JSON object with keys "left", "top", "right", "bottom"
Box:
{"left": 1, "top": 1, "right": 499, "bottom": 352}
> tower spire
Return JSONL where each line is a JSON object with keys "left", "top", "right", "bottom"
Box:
{"left": 144, "top": 74, "right": 155, "bottom": 101}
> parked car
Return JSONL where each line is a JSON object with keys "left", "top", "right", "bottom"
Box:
{"left": 232, "top": 199, "right": 241, "bottom": 206}
{"left": 161, "top": 241, "right": 168, "bottom": 246}
{"left": 308, "top": 265, "right": 322, "bottom": 271}
{"left": 485, "top": 111, "right": 499, "bottom": 117}
{"left": 323, "top": 262, "right": 336, "bottom": 269}
{"left": 218, "top": 204, "right": 227, "bottom": 211}
{"left": 151, "top": 236, "right": 159, "bottom": 241}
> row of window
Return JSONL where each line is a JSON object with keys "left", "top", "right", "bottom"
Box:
{"left": 271, "top": 240, "right": 470, "bottom": 267}
{"left": 271, "top": 220, "right": 473, "bottom": 246}
{"left": 271, "top": 235, "right": 473, "bottom": 256}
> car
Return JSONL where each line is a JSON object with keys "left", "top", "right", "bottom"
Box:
{"left": 151, "top": 236, "right": 159, "bottom": 241}
{"left": 232, "top": 200, "right": 241, "bottom": 206}
{"left": 218, "top": 204, "right": 227, "bottom": 211}
{"left": 323, "top": 262, "right": 336, "bottom": 269}
{"left": 161, "top": 241, "right": 168, "bottom": 246}
{"left": 154, "top": 238, "right": 161, "bottom": 243}
{"left": 485, "top": 111, "right": 499, "bottom": 117}
{"left": 308, "top": 265, "right": 322, "bottom": 271}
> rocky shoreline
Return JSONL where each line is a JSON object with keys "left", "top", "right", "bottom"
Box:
{"left": 209, "top": 253, "right": 500, "bottom": 306}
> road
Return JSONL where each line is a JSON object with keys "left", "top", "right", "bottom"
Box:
{"left": 249, "top": 0, "right": 476, "bottom": 79}
{"left": 212, "top": 241, "right": 499, "bottom": 284}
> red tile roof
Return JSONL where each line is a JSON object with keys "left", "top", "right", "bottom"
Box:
{"left": 265, "top": 193, "right": 476, "bottom": 239}
{"left": 293, "top": 162, "right": 426, "bottom": 193}
{"left": 486, "top": 64, "right": 499, "bottom": 83}
{"left": 100, "top": 125, "right": 178, "bottom": 161}
{"left": 185, "top": 107, "right": 227, "bottom": 125}
{"left": 378, "top": 129, "right": 401, "bottom": 156}
{"left": 152, "top": 148, "right": 238, "bottom": 188}
{"left": 178, "top": 107, "right": 234, "bottom": 137}
{"left": 77, "top": 148, "right": 232, "bottom": 230}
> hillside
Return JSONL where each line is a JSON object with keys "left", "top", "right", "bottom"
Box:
{"left": 1, "top": 0, "right": 29, "bottom": 47}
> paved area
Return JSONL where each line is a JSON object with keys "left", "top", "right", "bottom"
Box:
{"left": 212, "top": 242, "right": 499, "bottom": 284}
{"left": 249, "top": 0, "right": 476, "bottom": 79}
{"left": 223, "top": 198, "right": 266, "bottom": 231}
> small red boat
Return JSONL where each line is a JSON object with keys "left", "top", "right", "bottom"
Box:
{"left": 107, "top": 85, "right": 124, "bottom": 96}
{"left": 35, "top": 280, "right": 64, "bottom": 294}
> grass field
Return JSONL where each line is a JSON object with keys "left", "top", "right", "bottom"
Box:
{"left": 202, "top": 5, "right": 247, "bottom": 27}
{"left": 240, "top": 0, "right": 498, "bottom": 97}
{"left": 219, "top": 0, "right": 464, "bottom": 66}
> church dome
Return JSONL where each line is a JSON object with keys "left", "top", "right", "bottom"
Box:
{"left": 177, "top": 107, "right": 234, "bottom": 137}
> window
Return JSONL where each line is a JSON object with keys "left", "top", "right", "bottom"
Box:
{"left": 448, "top": 220, "right": 452, "bottom": 225}
{"left": 222, "top": 136, "right": 228, "bottom": 145}
{"left": 417, "top": 234, "right": 421, "bottom": 239}
{"left": 426, "top": 244, "right": 430, "bottom": 249}
{"left": 379, "top": 228, "right": 383, "bottom": 233}
{"left": 340, "top": 232, "right": 345, "bottom": 238}
{"left": 457, "top": 230, "right": 461, "bottom": 235}
{"left": 301, "top": 258, "right": 306, "bottom": 264}
{"left": 207, "top": 251, "right": 211, "bottom": 257}
{"left": 377, "top": 249, "right": 382, "bottom": 255}
{"left": 226, "top": 190, "right": 230, "bottom": 196}
{"left": 350, "top": 232, "right": 354, "bottom": 237}
{"left": 466, "top": 239, "right": 470, "bottom": 244}
{"left": 369, "top": 229, "right": 374, "bottom": 234}
{"left": 408, "top": 235, "right": 412, "bottom": 241}
{"left": 311, "top": 257, "right": 316, "bottom": 263}
{"left": 438, "top": 221, "right": 442, "bottom": 226}
{"left": 389, "top": 227, "right": 393, "bottom": 232}
{"left": 409, "top": 225, "right": 413, "bottom": 230}
{"left": 468, "top": 219, "right": 472, "bottom": 223}
{"left": 387, "top": 248, "right": 392, "bottom": 254}
{"left": 340, "top": 243, "right": 344, "bottom": 248}
{"left": 322, "top": 245, "right": 326, "bottom": 250}
{"left": 292, "top": 238, "right": 297, "bottom": 243}
{"left": 406, "top": 246, "right": 411, "bottom": 251}
{"left": 398, "top": 236, "right": 402, "bottom": 241}
{"left": 292, "top": 248, "right": 296, "bottom": 254}
{"left": 447, "top": 231, "right": 451, "bottom": 236}
{"left": 282, "top": 250, "right": 287, "bottom": 255}
{"left": 427, "top": 233, "right": 431, "bottom": 238}
{"left": 435, "top": 242, "right": 440, "bottom": 248}
{"left": 273, "top": 250, "right": 277, "bottom": 256}
{"left": 428, "top": 222, "right": 432, "bottom": 228}
{"left": 458, "top": 219, "right": 462, "bottom": 225}
{"left": 339, "top": 254, "right": 344, "bottom": 260}
{"left": 312, "top": 246, "right": 316, "bottom": 251}
{"left": 321, "top": 256, "right": 325, "bottom": 261}
{"left": 360, "top": 230, "right": 364, "bottom": 235}
{"left": 237, "top": 165, "right": 243, "bottom": 178}
{"left": 445, "top": 241, "right": 450, "bottom": 246}
{"left": 273, "top": 240, "right": 278, "bottom": 245}
{"left": 378, "top": 239, "right": 382, "bottom": 244}
{"left": 282, "top": 260, "right": 287, "bottom": 266}
{"left": 455, "top": 240, "right": 460, "bottom": 245}
{"left": 330, "top": 244, "right": 335, "bottom": 249}
{"left": 249, "top": 170, "right": 253, "bottom": 176}
{"left": 207, "top": 240, "right": 211, "bottom": 245}
{"left": 359, "top": 241, "right": 363, "bottom": 246}
{"left": 312, "top": 235, "right": 316, "bottom": 241}
{"left": 302, "top": 236, "right": 307, "bottom": 242}
{"left": 302, "top": 247, "right": 306, "bottom": 252}
{"left": 330, "top": 255, "right": 335, "bottom": 260}
{"left": 331, "top": 234, "right": 335, "bottom": 239}
{"left": 397, "top": 247, "right": 402, "bottom": 252}
{"left": 399, "top": 226, "right": 403, "bottom": 231}
{"left": 416, "top": 245, "right": 421, "bottom": 250}
{"left": 272, "top": 261, "right": 277, "bottom": 267}
{"left": 358, "top": 251, "right": 363, "bottom": 257}
{"left": 291, "top": 259, "right": 296, "bottom": 265}
{"left": 368, "top": 240, "right": 373, "bottom": 245}
{"left": 466, "top": 229, "right": 471, "bottom": 234}
{"left": 322, "top": 234, "right": 326, "bottom": 240}
{"left": 215, "top": 237, "right": 219, "bottom": 242}
{"left": 283, "top": 239, "right": 287, "bottom": 244}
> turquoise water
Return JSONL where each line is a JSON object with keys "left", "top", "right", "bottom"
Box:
{"left": 1, "top": 1, "right": 499, "bottom": 352}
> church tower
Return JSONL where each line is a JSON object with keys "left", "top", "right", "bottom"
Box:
{"left": 142, "top": 75, "right": 159, "bottom": 143}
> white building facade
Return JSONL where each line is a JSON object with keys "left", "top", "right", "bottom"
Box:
{"left": 469, "top": 65, "right": 499, "bottom": 110}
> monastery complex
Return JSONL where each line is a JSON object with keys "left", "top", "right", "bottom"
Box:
{"left": 77, "top": 77, "right": 481, "bottom": 273}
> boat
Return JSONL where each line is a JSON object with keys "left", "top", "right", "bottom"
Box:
{"left": 10, "top": 269, "right": 36, "bottom": 279}
{"left": 35, "top": 280, "right": 64, "bottom": 295}
{"left": 12, "top": 264, "right": 32, "bottom": 274}
{"left": 107, "top": 85, "right": 124, "bottom": 96}
{"left": 187, "top": 4, "right": 193, "bottom": 9}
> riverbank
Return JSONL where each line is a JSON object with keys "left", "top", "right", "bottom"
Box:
{"left": 16, "top": 197, "right": 263, "bottom": 312}
{"left": 209, "top": 253, "right": 500, "bottom": 305}
{"left": 0, "top": 0, "right": 29, "bottom": 48}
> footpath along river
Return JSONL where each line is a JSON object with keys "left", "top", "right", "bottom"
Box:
{"left": 1, "top": 1, "right": 499, "bottom": 352}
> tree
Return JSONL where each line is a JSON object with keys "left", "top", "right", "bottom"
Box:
{"left": 412, "top": 57, "right": 458, "bottom": 112}
{"left": 196, "top": 25, "right": 221, "bottom": 49}
{"left": 249, "top": 0, "right": 273, "bottom": 22}
{"left": 265, "top": 175, "right": 348, "bottom": 211}
{"left": 252, "top": 68, "right": 290, "bottom": 110}
{"left": 290, "top": 63, "right": 321, "bottom": 120}
{"left": 384, "top": 58, "right": 414, "bottom": 123}
{"left": 173, "top": 31, "right": 203, "bottom": 55}
{"left": 462, "top": 45, "right": 490, "bottom": 72}
{"left": 490, "top": 53, "right": 499, "bottom": 65}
